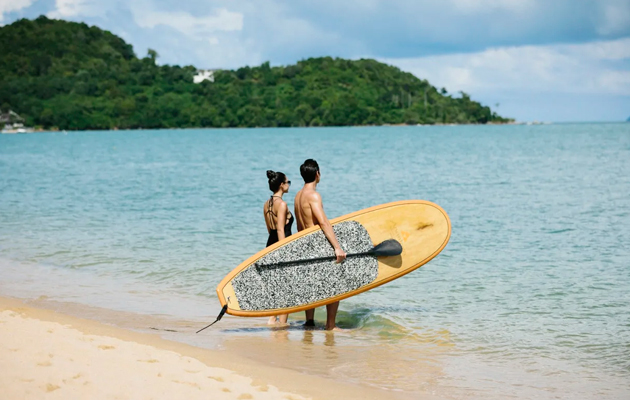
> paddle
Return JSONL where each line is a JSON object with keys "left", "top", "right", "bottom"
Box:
{"left": 258, "top": 239, "right": 402, "bottom": 268}
{"left": 196, "top": 239, "right": 402, "bottom": 333}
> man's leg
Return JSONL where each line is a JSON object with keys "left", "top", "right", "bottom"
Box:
{"left": 304, "top": 309, "right": 315, "bottom": 326}
{"left": 325, "top": 301, "right": 339, "bottom": 330}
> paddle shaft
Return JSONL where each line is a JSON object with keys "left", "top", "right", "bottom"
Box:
{"left": 259, "top": 249, "right": 374, "bottom": 268}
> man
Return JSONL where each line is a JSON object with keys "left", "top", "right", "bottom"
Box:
{"left": 294, "top": 159, "right": 347, "bottom": 331}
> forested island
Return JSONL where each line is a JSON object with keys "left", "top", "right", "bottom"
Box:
{"left": 0, "top": 16, "right": 512, "bottom": 130}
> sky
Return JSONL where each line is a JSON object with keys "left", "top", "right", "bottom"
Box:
{"left": 2, "top": 0, "right": 630, "bottom": 122}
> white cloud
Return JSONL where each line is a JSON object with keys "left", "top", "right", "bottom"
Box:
{"left": 382, "top": 38, "right": 630, "bottom": 96}
{"left": 47, "top": 0, "right": 109, "bottom": 19}
{"left": 566, "top": 38, "right": 630, "bottom": 60}
{"left": 450, "top": 0, "right": 535, "bottom": 13}
{"left": 42, "top": 0, "right": 246, "bottom": 67}
{"left": 46, "top": 0, "right": 243, "bottom": 39}
{"left": 597, "top": 69, "right": 630, "bottom": 93}
{"left": 597, "top": 0, "right": 630, "bottom": 35}
{"left": 0, "top": 0, "right": 34, "bottom": 23}
{"left": 131, "top": 7, "right": 243, "bottom": 38}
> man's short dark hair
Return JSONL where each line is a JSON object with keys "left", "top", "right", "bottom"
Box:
{"left": 300, "top": 159, "right": 319, "bottom": 183}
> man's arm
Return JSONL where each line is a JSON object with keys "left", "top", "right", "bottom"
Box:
{"left": 309, "top": 193, "right": 347, "bottom": 263}
{"left": 294, "top": 205, "right": 303, "bottom": 232}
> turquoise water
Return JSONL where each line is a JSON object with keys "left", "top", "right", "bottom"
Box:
{"left": 1, "top": 124, "right": 629, "bottom": 398}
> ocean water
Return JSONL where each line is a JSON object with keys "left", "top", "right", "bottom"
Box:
{"left": 1, "top": 124, "right": 629, "bottom": 399}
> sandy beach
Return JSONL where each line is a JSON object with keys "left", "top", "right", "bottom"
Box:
{"left": 0, "top": 296, "right": 419, "bottom": 400}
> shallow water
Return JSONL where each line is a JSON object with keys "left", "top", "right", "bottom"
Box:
{"left": 1, "top": 124, "right": 629, "bottom": 398}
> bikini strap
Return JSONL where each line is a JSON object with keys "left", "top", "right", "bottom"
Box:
{"left": 267, "top": 196, "right": 277, "bottom": 229}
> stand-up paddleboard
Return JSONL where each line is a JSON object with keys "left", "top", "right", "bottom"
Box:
{"left": 216, "top": 200, "right": 451, "bottom": 317}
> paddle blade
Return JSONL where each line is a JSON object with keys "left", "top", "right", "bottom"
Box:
{"left": 370, "top": 239, "right": 403, "bottom": 257}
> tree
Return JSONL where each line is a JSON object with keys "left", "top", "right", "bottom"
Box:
{"left": 0, "top": 17, "right": 513, "bottom": 130}
{"left": 147, "top": 49, "right": 158, "bottom": 63}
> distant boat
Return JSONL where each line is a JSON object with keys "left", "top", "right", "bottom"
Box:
{"left": 1, "top": 126, "right": 34, "bottom": 134}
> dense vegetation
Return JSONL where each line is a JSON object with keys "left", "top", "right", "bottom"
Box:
{"left": 0, "top": 16, "right": 511, "bottom": 130}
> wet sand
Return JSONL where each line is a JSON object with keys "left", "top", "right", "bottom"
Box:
{"left": 0, "top": 296, "right": 431, "bottom": 400}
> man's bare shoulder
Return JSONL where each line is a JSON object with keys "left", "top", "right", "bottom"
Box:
{"left": 303, "top": 190, "right": 321, "bottom": 204}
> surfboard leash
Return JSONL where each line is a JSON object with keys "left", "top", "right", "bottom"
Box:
{"left": 196, "top": 304, "right": 228, "bottom": 334}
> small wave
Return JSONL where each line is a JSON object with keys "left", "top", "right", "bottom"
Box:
{"left": 546, "top": 228, "right": 575, "bottom": 234}
{"left": 336, "top": 308, "right": 454, "bottom": 346}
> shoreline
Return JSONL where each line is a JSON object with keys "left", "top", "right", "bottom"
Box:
{"left": 1, "top": 121, "right": 529, "bottom": 135}
{"left": 0, "top": 295, "right": 426, "bottom": 400}
{"left": 7, "top": 121, "right": 630, "bottom": 135}
{"left": 9, "top": 121, "right": 630, "bottom": 135}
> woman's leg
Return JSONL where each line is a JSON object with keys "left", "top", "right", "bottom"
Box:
{"left": 325, "top": 301, "right": 339, "bottom": 330}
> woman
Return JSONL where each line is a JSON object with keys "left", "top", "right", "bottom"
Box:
{"left": 263, "top": 170, "right": 293, "bottom": 325}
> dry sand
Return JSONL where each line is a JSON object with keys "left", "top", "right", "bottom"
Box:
{"left": 0, "top": 296, "right": 415, "bottom": 400}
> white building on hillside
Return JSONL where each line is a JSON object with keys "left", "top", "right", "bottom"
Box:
{"left": 193, "top": 69, "right": 216, "bottom": 84}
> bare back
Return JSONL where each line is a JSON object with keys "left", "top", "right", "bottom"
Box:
{"left": 294, "top": 188, "right": 319, "bottom": 231}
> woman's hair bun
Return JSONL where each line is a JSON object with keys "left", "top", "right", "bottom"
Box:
{"left": 266, "top": 170, "right": 286, "bottom": 192}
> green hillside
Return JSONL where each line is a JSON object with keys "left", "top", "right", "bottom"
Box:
{"left": 0, "top": 16, "right": 512, "bottom": 130}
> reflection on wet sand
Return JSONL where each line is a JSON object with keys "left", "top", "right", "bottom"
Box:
{"left": 220, "top": 317, "right": 451, "bottom": 396}
{"left": 270, "top": 326, "right": 289, "bottom": 343}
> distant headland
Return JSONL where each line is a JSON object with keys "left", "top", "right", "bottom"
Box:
{"left": 0, "top": 16, "right": 513, "bottom": 131}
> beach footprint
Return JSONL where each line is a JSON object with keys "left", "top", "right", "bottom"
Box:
{"left": 44, "top": 383, "right": 60, "bottom": 393}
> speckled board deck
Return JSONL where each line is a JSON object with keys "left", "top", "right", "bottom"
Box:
{"left": 232, "top": 221, "right": 378, "bottom": 311}
{"left": 216, "top": 200, "right": 451, "bottom": 317}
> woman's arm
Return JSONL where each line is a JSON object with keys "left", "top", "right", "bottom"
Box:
{"left": 276, "top": 201, "right": 288, "bottom": 241}
{"left": 263, "top": 203, "right": 271, "bottom": 234}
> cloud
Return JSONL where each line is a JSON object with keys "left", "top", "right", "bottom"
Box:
{"left": 449, "top": 0, "right": 536, "bottom": 13}
{"left": 47, "top": 0, "right": 110, "bottom": 19}
{"left": 382, "top": 38, "right": 630, "bottom": 97}
{"left": 46, "top": 0, "right": 243, "bottom": 38}
{"left": 19, "top": 0, "right": 630, "bottom": 67}
{"left": 131, "top": 7, "right": 243, "bottom": 38}
{"left": 0, "top": 0, "right": 34, "bottom": 23}
{"left": 598, "top": 0, "right": 630, "bottom": 35}
{"left": 272, "top": 0, "right": 630, "bottom": 60}
{"left": 41, "top": 0, "right": 249, "bottom": 67}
